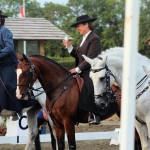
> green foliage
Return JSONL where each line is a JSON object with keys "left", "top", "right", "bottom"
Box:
{"left": 26, "top": 1, "right": 43, "bottom": 17}
{"left": 49, "top": 56, "right": 75, "bottom": 70}
{"left": 0, "top": 0, "right": 22, "bottom": 17}
{"left": 139, "top": 0, "right": 150, "bottom": 55}
{"left": 1, "top": 0, "right": 150, "bottom": 57}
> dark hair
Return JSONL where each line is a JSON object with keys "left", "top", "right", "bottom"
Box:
{"left": 88, "top": 22, "right": 94, "bottom": 31}
{"left": 83, "top": 22, "right": 94, "bottom": 31}
{"left": 0, "top": 17, "right": 5, "bottom": 25}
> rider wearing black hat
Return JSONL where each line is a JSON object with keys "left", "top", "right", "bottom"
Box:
{"left": 63, "top": 14, "right": 101, "bottom": 125}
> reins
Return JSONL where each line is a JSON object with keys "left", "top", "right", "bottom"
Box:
{"left": 136, "top": 75, "right": 149, "bottom": 90}
{"left": 0, "top": 77, "right": 16, "bottom": 101}
{"left": 48, "top": 73, "right": 74, "bottom": 108}
{"left": 135, "top": 74, "right": 149, "bottom": 99}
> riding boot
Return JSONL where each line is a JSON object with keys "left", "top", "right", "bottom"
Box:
{"left": 88, "top": 112, "right": 101, "bottom": 125}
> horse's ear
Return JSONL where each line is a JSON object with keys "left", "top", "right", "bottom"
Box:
{"left": 82, "top": 55, "right": 93, "bottom": 65}
{"left": 143, "top": 65, "right": 150, "bottom": 77}
{"left": 22, "top": 54, "right": 30, "bottom": 62}
{"left": 16, "top": 52, "right": 23, "bottom": 61}
{"left": 102, "top": 56, "right": 108, "bottom": 66}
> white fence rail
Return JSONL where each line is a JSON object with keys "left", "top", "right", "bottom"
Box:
{"left": 0, "top": 129, "right": 120, "bottom": 145}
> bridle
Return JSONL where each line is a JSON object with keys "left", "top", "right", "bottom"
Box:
{"left": 90, "top": 65, "right": 118, "bottom": 107}
{"left": 18, "top": 60, "right": 76, "bottom": 105}
{"left": 18, "top": 61, "right": 36, "bottom": 99}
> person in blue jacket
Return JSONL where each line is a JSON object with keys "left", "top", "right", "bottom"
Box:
{"left": 0, "top": 10, "right": 22, "bottom": 118}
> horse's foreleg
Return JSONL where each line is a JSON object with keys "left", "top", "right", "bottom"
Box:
{"left": 135, "top": 120, "right": 150, "bottom": 150}
{"left": 47, "top": 115, "right": 57, "bottom": 150}
{"left": 25, "top": 108, "right": 40, "bottom": 150}
{"left": 64, "top": 121, "right": 76, "bottom": 150}
{"left": 54, "top": 125, "right": 65, "bottom": 150}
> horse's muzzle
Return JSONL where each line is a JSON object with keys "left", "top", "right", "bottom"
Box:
{"left": 94, "top": 95, "right": 108, "bottom": 110}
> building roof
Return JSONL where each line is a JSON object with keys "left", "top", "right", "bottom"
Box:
{"left": 5, "top": 17, "right": 72, "bottom": 40}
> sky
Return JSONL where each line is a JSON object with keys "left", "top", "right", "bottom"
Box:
{"left": 36, "top": 0, "right": 69, "bottom": 6}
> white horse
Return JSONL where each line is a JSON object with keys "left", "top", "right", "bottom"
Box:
{"left": 143, "top": 65, "right": 150, "bottom": 93}
{"left": 17, "top": 69, "right": 56, "bottom": 150}
{"left": 83, "top": 47, "right": 150, "bottom": 150}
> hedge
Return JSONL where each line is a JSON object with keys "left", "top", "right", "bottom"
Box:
{"left": 49, "top": 56, "right": 75, "bottom": 70}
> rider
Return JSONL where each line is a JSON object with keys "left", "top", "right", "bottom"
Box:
{"left": 0, "top": 10, "right": 22, "bottom": 119}
{"left": 63, "top": 14, "right": 101, "bottom": 125}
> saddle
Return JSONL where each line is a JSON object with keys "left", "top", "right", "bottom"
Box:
{"left": 75, "top": 75, "right": 84, "bottom": 92}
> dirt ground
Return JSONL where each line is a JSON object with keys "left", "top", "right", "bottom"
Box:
{"left": 0, "top": 115, "right": 120, "bottom": 150}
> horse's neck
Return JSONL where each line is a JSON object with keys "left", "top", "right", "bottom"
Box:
{"left": 107, "top": 56, "right": 150, "bottom": 88}
{"left": 37, "top": 63, "right": 69, "bottom": 88}
{"left": 107, "top": 57, "right": 123, "bottom": 87}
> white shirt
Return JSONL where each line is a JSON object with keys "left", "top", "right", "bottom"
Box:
{"left": 80, "top": 30, "right": 92, "bottom": 47}
{"left": 67, "top": 30, "right": 92, "bottom": 73}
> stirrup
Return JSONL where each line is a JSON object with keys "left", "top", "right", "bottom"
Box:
{"left": 88, "top": 113, "right": 101, "bottom": 125}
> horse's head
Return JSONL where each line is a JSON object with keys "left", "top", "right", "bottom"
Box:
{"left": 17, "top": 53, "right": 37, "bottom": 99}
{"left": 83, "top": 55, "right": 116, "bottom": 110}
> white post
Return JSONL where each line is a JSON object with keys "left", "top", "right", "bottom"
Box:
{"left": 23, "top": 0, "right": 26, "bottom": 54}
{"left": 23, "top": 41, "right": 27, "bottom": 55}
{"left": 120, "top": 0, "right": 140, "bottom": 150}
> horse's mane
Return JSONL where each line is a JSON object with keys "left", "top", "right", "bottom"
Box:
{"left": 29, "top": 55, "right": 69, "bottom": 73}
{"left": 101, "top": 47, "right": 124, "bottom": 57}
{"left": 99, "top": 47, "right": 150, "bottom": 65}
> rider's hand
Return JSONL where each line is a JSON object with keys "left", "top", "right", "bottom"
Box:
{"left": 63, "top": 39, "right": 72, "bottom": 49}
{"left": 69, "top": 68, "right": 77, "bottom": 74}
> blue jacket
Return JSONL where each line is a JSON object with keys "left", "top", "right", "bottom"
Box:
{"left": 0, "top": 25, "right": 18, "bottom": 67}
{"left": 0, "top": 25, "right": 21, "bottom": 111}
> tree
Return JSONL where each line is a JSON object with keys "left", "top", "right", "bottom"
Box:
{"left": 0, "top": 0, "right": 22, "bottom": 17}
{"left": 139, "top": 0, "right": 150, "bottom": 56}
{"left": 26, "top": 1, "right": 43, "bottom": 17}
{"left": 1, "top": 0, "right": 149, "bottom": 57}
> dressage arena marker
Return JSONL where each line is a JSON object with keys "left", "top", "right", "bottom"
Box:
{"left": 0, "top": 129, "right": 120, "bottom": 144}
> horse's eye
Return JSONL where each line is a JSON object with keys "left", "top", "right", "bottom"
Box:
{"left": 99, "top": 77, "right": 105, "bottom": 82}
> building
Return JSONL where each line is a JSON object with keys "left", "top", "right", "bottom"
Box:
{"left": 5, "top": 17, "right": 71, "bottom": 56}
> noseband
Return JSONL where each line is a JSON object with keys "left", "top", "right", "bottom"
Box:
{"left": 91, "top": 65, "right": 117, "bottom": 104}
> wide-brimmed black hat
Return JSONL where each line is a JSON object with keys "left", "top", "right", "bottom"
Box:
{"left": 0, "top": 10, "right": 8, "bottom": 18}
{"left": 71, "top": 14, "right": 97, "bottom": 27}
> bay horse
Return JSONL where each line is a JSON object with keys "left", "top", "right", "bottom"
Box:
{"left": 17, "top": 69, "right": 56, "bottom": 150}
{"left": 83, "top": 47, "right": 150, "bottom": 150}
{"left": 17, "top": 54, "right": 141, "bottom": 150}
